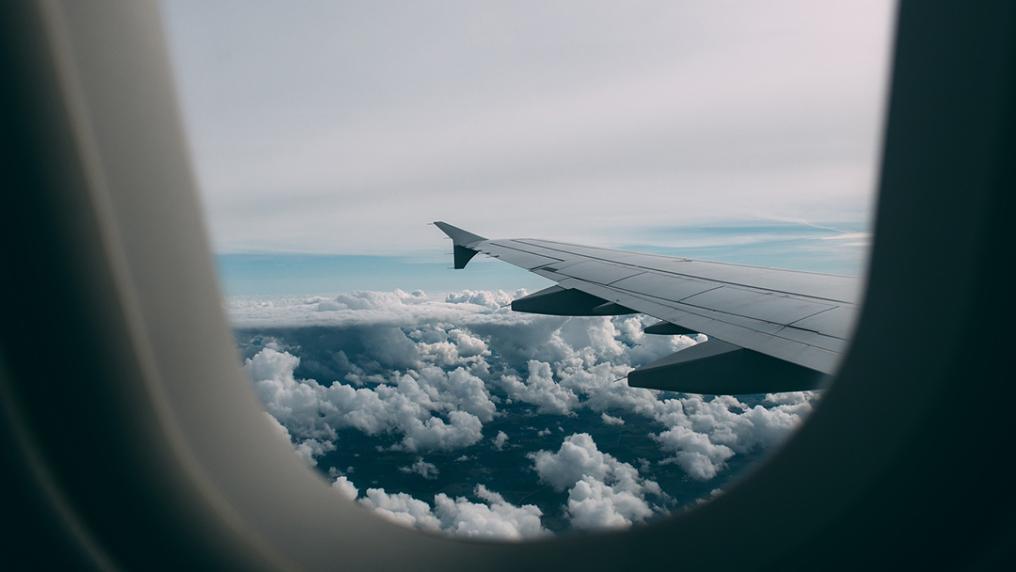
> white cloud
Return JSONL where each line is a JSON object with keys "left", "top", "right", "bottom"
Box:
{"left": 494, "top": 360, "right": 578, "bottom": 415}
{"left": 434, "top": 485, "right": 546, "bottom": 540}
{"left": 492, "top": 431, "right": 509, "bottom": 451}
{"left": 246, "top": 346, "right": 491, "bottom": 454}
{"left": 444, "top": 290, "right": 518, "bottom": 309}
{"left": 354, "top": 481, "right": 546, "bottom": 540}
{"left": 242, "top": 290, "right": 818, "bottom": 481}
{"left": 399, "top": 410, "right": 484, "bottom": 452}
{"left": 601, "top": 413, "right": 625, "bottom": 426}
{"left": 567, "top": 476, "right": 655, "bottom": 530}
{"left": 229, "top": 288, "right": 530, "bottom": 329}
{"left": 530, "top": 433, "right": 614, "bottom": 491}
{"left": 647, "top": 393, "right": 816, "bottom": 479}
{"left": 359, "top": 488, "right": 442, "bottom": 532}
{"left": 654, "top": 425, "right": 733, "bottom": 480}
{"left": 530, "top": 433, "right": 663, "bottom": 529}
{"left": 399, "top": 458, "right": 439, "bottom": 480}
{"left": 331, "top": 475, "right": 359, "bottom": 501}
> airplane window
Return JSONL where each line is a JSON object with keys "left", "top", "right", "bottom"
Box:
{"left": 162, "top": 0, "right": 892, "bottom": 539}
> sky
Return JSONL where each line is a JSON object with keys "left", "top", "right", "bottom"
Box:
{"left": 159, "top": 2, "right": 893, "bottom": 539}
{"left": 162, "top": 0, "right": 894, "bottom": 256}
{"left": 214, "top": 219, "right": 869, "bottom": 296}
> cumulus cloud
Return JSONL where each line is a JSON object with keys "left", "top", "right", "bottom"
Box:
{"left": 240, "top": 289, "right": 818, "bottom": 489}
{"left": 567, "top": 476, "right": 655, "bottom": 529}
{"left": 531, "top": 433, "right": 615, "bottom": 491}
{"left": 359, "top": 488, "right": 442, "bottom": 531}
{"left": 246, "top": 346, "right": 490, "bottom": 454}
{"left": 350, "top": 479, "right": 546, "bottom": 540}
{"left": 601, "top": 413, "right": 625, "bottom": 426}
{"left": 331, "top": 475, "right": 359, "bottom": 500}
{"left": 530, "top": 433, "right": 663, "bottom": 529}
{"left": 400, "top": 458, "right": 439, "bottom": 480}
{"left": 494, "top": 360, "right": 579, "bottom": 415}
{"left": 434, "top": 485, "right": 546, "bottom": 540}
{"left": 492, "top": 431, "right": 509, "bottom": 451}
{"left": 647, "top": 393, "right": 816, "bottom": 479}
{"left": 654, "top": 425, "right": 734, "bottom": 480}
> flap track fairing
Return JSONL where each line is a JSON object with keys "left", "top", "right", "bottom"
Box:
{"left": 627, "top": 339, "right": 824, "bottom": 394}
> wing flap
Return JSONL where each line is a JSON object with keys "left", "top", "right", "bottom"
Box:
{"left": 628, "top": 339, "right": 825, "bottom": 394}
{"left": 643, "top": 321, "right": 698, "bottom": 335}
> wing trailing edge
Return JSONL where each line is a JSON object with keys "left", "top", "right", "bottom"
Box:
{"left": 431, "top": 221, "right": 849, "bottom": 393}
{"left": 643, "top": 321, "right": 698, "bottom": 336}
{"left": 628, "top": 339, "right": 825, "bottom": 395}
{"left": 511, "top": 285, "right": 637, "bottom": 316}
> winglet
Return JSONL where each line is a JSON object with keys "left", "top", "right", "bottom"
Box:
{"left": 433, "top": 221, "right": 487, "bottom": 269}
{"left": 433, "top": 221, "right": 487, "bottom": 247}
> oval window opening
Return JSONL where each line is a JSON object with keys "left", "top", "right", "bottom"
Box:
{"left": 163, "top": 0, "right": 892, "bottom": 540}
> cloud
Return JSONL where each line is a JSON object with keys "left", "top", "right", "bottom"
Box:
{"left": 358, "top": 488, "right": 443, "bottom": 532}
{"left": 166, "top": 2, "right": 889, "bottom": 255}
{"left": 331, "top": 475, "right": 359, "bottom": 501}
{"left": 647, "top": 393, "right": 816, "bottom": 479}
{"left": 601, "top": 413, "right": 625, "bottom": 426}
{"left": 494, "top": 360, "right": 579, "bottom": 415}
{"left": 654, "top": 425, "right": 734, "bottom": 480}
{"left": 530, "top": 433, "right": 615, "bottom": 491}
{"left": 246, "top": 346, "right": 490, "bottom": 453}
{"left": 229, "top": 289, "right": 527, "bottom": 328}
{"left": 567, "top": 476, "right": 655, "bottom": 530}
{"left": 492, "top": 431, "right": 509, "bottom": 451}
{"left": 348, "top": 478, "right": 546, "bottom": 540}
{"left": 400, "top": 458, "right": 439, "bottom": 480}
{"left": 241, "top": 289, "right": 818, "bottom": 482}
{"left": 434, "top": 485, "right": 546, "bottom": 540}
{"left": 530, "top": 433, "right": 663, "bottom": 529}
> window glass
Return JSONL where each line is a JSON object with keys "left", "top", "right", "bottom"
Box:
{"left": 164, "top": 0, "right": 892, "bottom": 539}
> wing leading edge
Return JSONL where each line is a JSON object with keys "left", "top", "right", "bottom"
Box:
{"left": 434, "top": 221, "right": 859, "bottom": 394}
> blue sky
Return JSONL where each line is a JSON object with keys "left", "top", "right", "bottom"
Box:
{"left": 216, "top": 219, "right": 868, "bottom": 297}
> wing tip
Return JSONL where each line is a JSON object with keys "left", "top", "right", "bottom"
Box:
{"left": 433, "top": 221, "right": 487, "bottom": 246}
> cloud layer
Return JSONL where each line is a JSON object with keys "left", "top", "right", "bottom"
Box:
{"left": 239, "top": 289, "right": 819, "bottom": 536}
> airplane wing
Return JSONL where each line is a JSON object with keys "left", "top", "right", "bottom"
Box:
{"left": 434, "top": 221, "right": 860, "bottom": 395}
